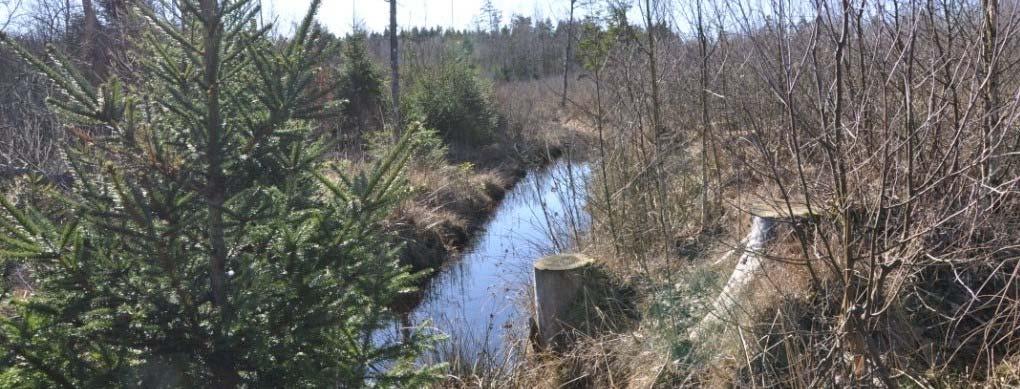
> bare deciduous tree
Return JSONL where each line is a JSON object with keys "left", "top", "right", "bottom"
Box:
{"left": 0, "top": 0, "right": 23, "bottom": 32}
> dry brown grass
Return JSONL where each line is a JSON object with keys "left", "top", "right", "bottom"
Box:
{"left": 492, "top": 76, "right": 596, "bottom": 163}
{"left": 391, "top": 163, "right": 512, "bottom": 270}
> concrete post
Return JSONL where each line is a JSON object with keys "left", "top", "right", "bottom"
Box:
{"left": 533, "top": 253, "right": 594, "bottom": 349}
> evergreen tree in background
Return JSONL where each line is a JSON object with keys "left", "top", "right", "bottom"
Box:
{"left": 0, "top": 0, "right": 437, "bottom": 386}
{"left": 337, "top": 32, "right": 385, "bottom": 138}
{"left": 405, "top": 53, "right": 498, "bottom": 146}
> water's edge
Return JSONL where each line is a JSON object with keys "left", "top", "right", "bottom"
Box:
{"left": 383, "top": 159, "right": 591, "bottom": 364}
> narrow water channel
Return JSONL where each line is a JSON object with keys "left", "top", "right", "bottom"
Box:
{"left": 382, "top": 159, "right": 591, "bottom": 366}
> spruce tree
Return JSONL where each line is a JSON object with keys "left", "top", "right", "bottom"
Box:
{"left": 0, "top": 0, "right": 437, "bottom": 386}
{"left": 337, "top": 32, "right": 385, "bottom": 138}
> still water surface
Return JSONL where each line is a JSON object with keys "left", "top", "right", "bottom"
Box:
{"left": 382, "top": 159, "right": 590, "bottom": 365}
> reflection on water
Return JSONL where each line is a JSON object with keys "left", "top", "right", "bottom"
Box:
{"left": 379, "top": 159, "right": 590, "bottom": 366}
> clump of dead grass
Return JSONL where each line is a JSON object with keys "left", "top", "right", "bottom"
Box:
{"left": 390, "top": 162, "right": 512, "bottom": 270}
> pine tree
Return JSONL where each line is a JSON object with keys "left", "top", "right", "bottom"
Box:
{"left": 0, "top": 0, "right": 437, "bottom": 386}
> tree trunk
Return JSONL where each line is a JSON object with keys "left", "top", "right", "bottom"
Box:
{"left": 644, "top": 0, "right": 662, "bottom": 140}
{"left": 389, "top": 0, "right": 400, "bottom": 137}
{"left": 64, "top": 0, "right": 72, "bottom": 35}
{"left": 81, "top": 0, "right": 98, "bottom": 71}
{"left": 560, "top": 0, "right": 575, "bottom": 107}
{"left": 696, "top": 0, "right": 710, "bottom": 230}
{"left": 981, "top": 0, "right": 999, "bottom": 181}
{"left": 199, "top": 0, "right": 239, "bottom": 386}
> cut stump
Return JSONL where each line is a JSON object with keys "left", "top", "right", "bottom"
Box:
{"left": 533, "top": 253, "right": 594, "bottom": 349}
{"left": 691, "top": 200, "right": 818, "bottom": 341}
